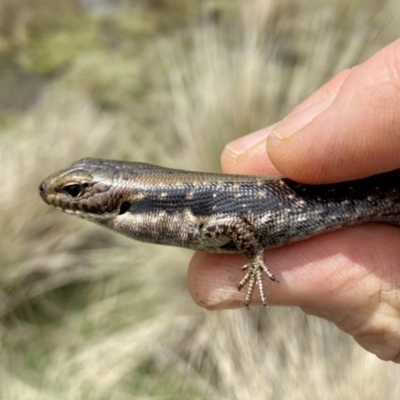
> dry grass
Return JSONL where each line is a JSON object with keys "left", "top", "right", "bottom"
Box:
{"left": 1, "top": 0, "right": 400, "bottom": 399}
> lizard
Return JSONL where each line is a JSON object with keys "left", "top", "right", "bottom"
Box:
{"left": 39, "top": 157, "right": 400, "bottom": 307}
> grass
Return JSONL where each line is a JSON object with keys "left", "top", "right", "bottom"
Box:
{"left": 1, "top": 0, "right": 400, "bottom": 398}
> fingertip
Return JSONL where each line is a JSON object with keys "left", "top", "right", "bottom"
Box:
{"left": 271, "top": 93, "right": 337, "bottom": 141}
{"left": 288, "top": 68, "right": 353, "bottom": 115}
{"left": 221, "top": 126, "right": 281, "bottom": 176}
{"left": 224, "top": 127, "right": 272, "bottom": 155}
{"left": 187, "top": 252, "right": 247, "bottom": 309}
{"left": 266, "top": 127, "right": 336, "bottom": 183}
{"left": 267, "top": 92, "right": 341, "bottom": 183}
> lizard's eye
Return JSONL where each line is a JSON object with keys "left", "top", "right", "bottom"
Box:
{"left": 62, "top": 184, "right": 84, "bottom": 198}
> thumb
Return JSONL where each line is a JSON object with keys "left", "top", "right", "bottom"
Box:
{"left": 267, "top": 39, "right": 400, "bottom": 184}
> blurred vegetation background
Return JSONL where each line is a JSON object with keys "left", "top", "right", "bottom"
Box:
{"left": 1, "top": 0, "right": 400, "bottom": 398}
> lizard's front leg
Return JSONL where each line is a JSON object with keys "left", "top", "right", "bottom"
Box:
{"left": 199, "top": 215, "right": 278, "bottom": 307}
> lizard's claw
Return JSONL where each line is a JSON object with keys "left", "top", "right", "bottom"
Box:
{"left": 237, "top": 253, "right": 277, "bottom": 307}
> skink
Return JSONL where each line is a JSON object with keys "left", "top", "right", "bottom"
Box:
{"left": 39, "top": 158, "right": 400, "bottom": 307}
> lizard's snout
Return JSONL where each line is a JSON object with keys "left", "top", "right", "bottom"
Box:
{"left": 39, "top": 181, "right": 47, "bottom": 201}
{"left": 39, "top": 181, "right": 46, "bottom": 193}
{"left": 38, "top": 179, "right": 53, "bottom": 205}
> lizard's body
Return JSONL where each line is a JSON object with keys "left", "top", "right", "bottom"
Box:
{"left": 39, "top": 158, "right": 400, "bottom": 306}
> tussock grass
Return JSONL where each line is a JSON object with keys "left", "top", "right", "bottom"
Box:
{"left": 1, "top": 1, "right": 400, "bottom": 399}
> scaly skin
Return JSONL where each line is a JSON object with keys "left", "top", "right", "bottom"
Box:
{"left": 39, "top": 158, "right": 400, "bottom": 307}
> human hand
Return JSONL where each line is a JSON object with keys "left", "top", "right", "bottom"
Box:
{"left": 187, "top": 39, "right": 400, "bottom": 363}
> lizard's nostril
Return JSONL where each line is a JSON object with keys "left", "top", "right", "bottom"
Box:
{"left": 39, "top": 182, "right": 46, "bottom": 193}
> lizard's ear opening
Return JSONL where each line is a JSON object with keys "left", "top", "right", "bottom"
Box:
{"left": 119, "top": 202, "right": 131, "bottom": 215}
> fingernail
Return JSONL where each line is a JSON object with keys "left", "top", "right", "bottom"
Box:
{"left": 272, "top": 93, "right": 337, "bottom": 140}
{"left": 225, "top": 124, "right": 277, "bottom": 156}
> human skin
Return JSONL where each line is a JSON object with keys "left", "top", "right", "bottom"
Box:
{"left": 187, "top": 39, "right": 400, "bottom": 363}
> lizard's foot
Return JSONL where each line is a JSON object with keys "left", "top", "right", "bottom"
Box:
{"left": 237, "top": 254, "right": 277, "bottom": 308}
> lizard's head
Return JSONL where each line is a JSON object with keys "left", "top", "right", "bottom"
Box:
{"left": 39, "top": 158, "right": 127, "bottom": 222}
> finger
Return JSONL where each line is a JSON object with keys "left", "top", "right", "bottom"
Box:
{"left": 221, "top": 125, "right": 281, "bottom": 176}
{"left": 267, "top": 39, "right": 400, "bottom": 183}
{"left": 187, "top": 224, "right": 400, "bottom": 361}
{"left": 221, "top": 70, "right": 354, "bottom": 177}
{"left": 289, "top": 68, "right": 354, "bottom": 115}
